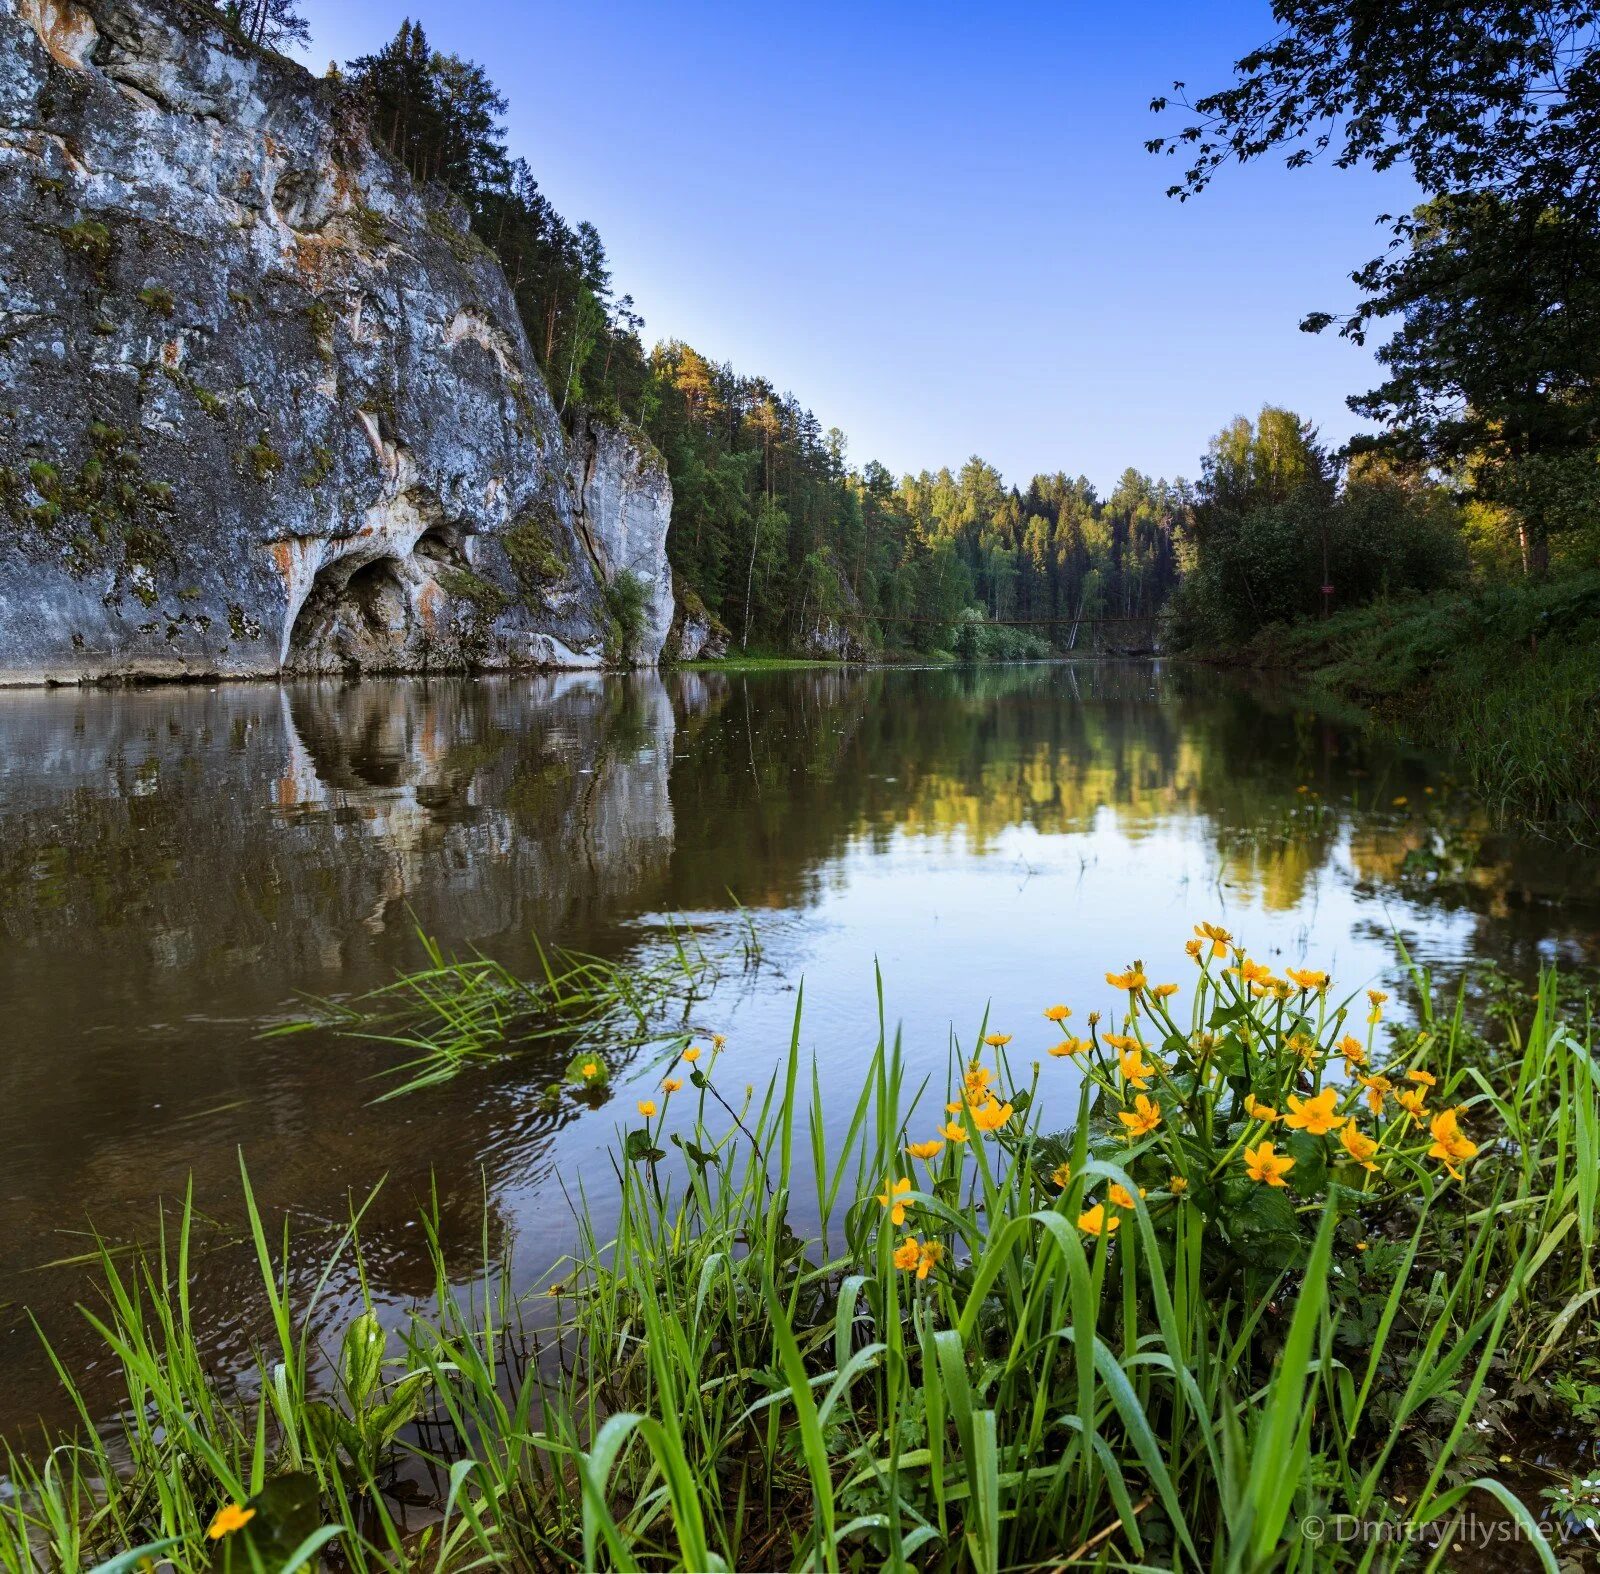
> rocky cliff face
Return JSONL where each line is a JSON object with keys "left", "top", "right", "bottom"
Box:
{"left": 0, "top": 0, "right": 672, "bottom": 684}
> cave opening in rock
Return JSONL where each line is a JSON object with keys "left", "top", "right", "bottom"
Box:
{"left": 286, "top": 553, "right": 414, "bottom": 673}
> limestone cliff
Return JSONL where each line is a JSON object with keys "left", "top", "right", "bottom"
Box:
{"left": 0, "top": 0, "right": 672, "bottom": 683}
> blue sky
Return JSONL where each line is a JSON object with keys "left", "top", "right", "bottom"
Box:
{"left": 304, "top": 1, "right": 1413, "bottom": 491}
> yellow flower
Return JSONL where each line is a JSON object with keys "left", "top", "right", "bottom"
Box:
{"left": 1050, "top": 1160, "right": 1073, "bottom": 1189}
{"left": 905, "top": 1139, "right": 944, "bottom": 1161}
{"left": 1395, "top": 1088, "right": 1428, "bottom": 1120}
{"left": 984, "top": 1032, "right": 1012, "bottom": 1047}
{"left": 662, "top": 1077, "right": 683, "bottom": 1093}
{"left": 1286, "top": 967, "right": 1329, "bottom": 992}
{"left": 971, "top": 1100, "right": 1014, "bottom": 1134}
{"left": 914, "top": 1239, "right": 944, "bottom": 1280}
{"left": 207, "top": 1503, "right": 257, "bottom": 1541}
{"left": 1284, "top": 1087, "right": 1345, "bottom": 1136}
{"left": 1118, "top": 1093, "right": 1162, "bottom": 1139}
{"left": 1243, "top": 1093, "right": 1279, "bottom": 1124}
{"left": 1288, "top": 1033, "right": 1320, "bottom": 1063}
{"left": 1407, "top": 1068, "right": 1436, "bottom": 1088}
{"left": 1108, "top": 1182, "right": 1146, "bottom": 1209}
{"left": 1185, "top": 938, "right": 1204, "bottom": 961}
{"left": 1193, "top": 921, "right": 1232, "bottom": 957}
{"left": 1170, "top": 1175, "right": 1189, "bottom": 1195}
{"left": 1233, "top": 958, "right": 1274, "bottom": 987}
{"left": 1118, "top": 1046, "right": 1156, "bottom": 1090}
{"left": 1339, "top": 1123, "right": 1380, "bottom": 1172}
{"left": 1338, "top": 1035, "right": 1367, "bottom": 1070}
{"left": 1367, "top": 989, "right": 1389, "bottom": 1008}
{"left": 1106, "top": 967, "right": 1147, "bottom": 992}
{"left": 1427, "top": 1108, "right": 1479, "bottom": 1180}
{"left": 1102, "top": 1031, "right": 1141, "bottom": 1052}
{"left": 1358, "top": 1073, "right": 1392, "bottom": 1115}
{"left": 1150, "top": 982, "right": 1180, "bottom": 1000}
{"left": 581, "top": 1061, "right": 599, "bottom": 1079}
{"left": 893, "top": 1236, "right": 921, "bottom": 1272}
{"left": 1044, "top": 1004, "right": 1072, "bottom": 1022}
{"left": 964, "top": 1063, "right": 996, "bottom": 1099}
{"left": 1243, "top": 1141, "right": 1295, "bottom": 1187}
{"left": 1078, "top": 1203, "right": 1119, "bottom": 1236}
{"left": 876, "top": 1175, "right": 912, "bottom": 1225}
{"left": 946, "top": 1100, "right": 964, "bottom": 1115}
{"left": 939, "top": 1120, "right": 970, "bottom": 1143}
{"left": 1392, "top": 796, "right": 1408, "bottom": 808}
{"left": 1048, "top": 1036, "right": 1090, "bottom": 1058}
{"left": 712, "top": 1034, "right": 727, "bottom": 1049}
{"left": 682, "top": 1046, "right": 702, "bottom": 1063}
{"left": 637, "top": 1100, "right": 657, "bottom": 1118}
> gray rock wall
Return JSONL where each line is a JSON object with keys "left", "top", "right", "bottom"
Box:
{"left": 0, "top": 0, "right": 671, "bottom": 683}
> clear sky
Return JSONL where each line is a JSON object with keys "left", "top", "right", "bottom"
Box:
{"left": 302, "top": 1, "right": 1413, "bottom": 492}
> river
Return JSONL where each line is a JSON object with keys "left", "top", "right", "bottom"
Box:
{"left": 1, "top": 661, "right": 1596, "bottom": 1438}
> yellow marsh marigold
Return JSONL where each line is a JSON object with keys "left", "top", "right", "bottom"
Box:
{"left": 1234, "top": 958, "right": 1274, "bottom": 988}
{"left": 876, "top": 1175, "right": 912, "bottom": 1225}
{"left": 1284, "top": 1087, "right": 1345, "bottom": 1136}
{"left": 1044, "top": 1004, "right": 1072, "bottom": 1022}
{"left": 965, "top": 1063, "right": 995, "bottom": 1097}
{"left": 682, "top": 1046, "right": 702, "bottom": 1063}
{"left": 1049, "top": 1036, "right": 1090, "bottom": 1058}
{"left": 1407, "top": 1068, "right": 1437, "bottom": 1088}
{"left": 1078, "top": 1203, "right": 1120, "bottom": 1236}
{"left": 1150, "top": 982, "right": 1180, "bottom": 1000}
{"left": 1119, "top": 1046, "right": 1157, "bottom": 1090}
{"left": 712, "top": 1034, "right": 727, "bottom": 1049}
{"left": 914, "top": 1239, "right": 944, "bottom": 1279}
{"left": 984, "top": 1032, "right": 1012, "bottom": 1047}
{"left": 1118, "top": 1093, "right": 1162, "bottom": 1139}
{"left": 971, "top": 1100, "right": 1014, "bottom": 1134}
{"left": 893, "top": 1237, "right": 920, "bottom": 1272}
{"left": 207, "top": 1503, "right": 256, "bottom": 1541}
{"left": 1340, "top": 1123, "right": 1380, "bottom": 1172}
{"left": 1359, "top": 1073, "right": 1392, "bottom": 1115}
{"left": 1428, "top": 1108, "right": 1480, "bottom": 1180}
{"left": 1289, "top": 1033, "right": 1320, "bottom": 1064}
{"left": 1243, "top": 1093, "right": 1279, "bottom": 1124}
{"left": 905, "top": 1138, "right": 943, "bottom": 1161}
{"left": 581, "top": 1061, "right": 600, "bottom": 1080}
{"left": 1108, "top": 1182, "right": 1146, "bottom": 1209}
{"left": 1338, "top": 1035, "right": 1367, "bottom": 1071}
{"left": 1194, "top": 921, "right": 1232, "bottom": 957}
{"left": 1106, "top": 966, "right": 1147, "bottom": 992}
{"left": 1185, "top": 938, "right": 1204, "bottom": 961}
{"left": 1244, "top": 1140, "right": 1295, "bottom": 1187}
{"left": 1050, "top": 1160, "right": 1073, "bottom": 1189}
{"left": 1170, "top": 1175, "right": 1189, "bottom": 1194}
{"left": 662, "top": 1077, "right": 683, "bottom": 1093}
{"left": 636, "top": 1100, "right": 657, "bottom": 1118}
{"left": 939, "top": 1119, "right": 970, "bottom": 1143}
{"left": 1102, "top": 1031, "right": 1141, "bottom": 1052}
{"left": 1396, "top": 1088, "right": 1428, "bottom": 1120}
{"left": 1286, "top": 967, "right": 1329, "bottom": 991}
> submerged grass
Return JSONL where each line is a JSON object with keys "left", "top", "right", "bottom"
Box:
{"left": 5, "top": 931, "right": 1600, "bottom": 1569}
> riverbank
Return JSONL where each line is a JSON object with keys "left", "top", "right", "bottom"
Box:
{"left": 1208, "top": 571, "right": 1600, "bottom": 843}
{"left": 2, "top": 939, "right": 1592, "bottom": 1570}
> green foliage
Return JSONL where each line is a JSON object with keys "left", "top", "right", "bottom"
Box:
{"left": 136, "top": 285, "right": 175, "bottom": 317}
{"left": 4, "top": 944, "right": 1593, "bottom": 1570}
{"left": 239, "top": 431, "right": 283, "bottom": 484}
{"left": 55, "top": 220, "right": 112, "bottom": 282}
{"left": 603, "top": 568, "right": 650, "bottom": 664}
{"left": 435, "top": 565, "right": 510, "bottom": 620}
{"left": 1171, "top": 406, "right": 1467, "bottom": 646}
{"left": 501, "top": 505, "right": 567, "bottom": 591}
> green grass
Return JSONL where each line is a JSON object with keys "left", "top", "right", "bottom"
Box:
{"left": 1232, "top": 569, "right": 1600, "bottom": 841}
{"left": 4, "top": 934, "right": 1599, "bottom": 1570}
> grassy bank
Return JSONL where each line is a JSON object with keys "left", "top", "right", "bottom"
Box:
{"left": 5, "top": 933, "right": 1600, "bottom": 1569}
{"left": 1225, "top": 571, "right": 1600, "bottom": 841}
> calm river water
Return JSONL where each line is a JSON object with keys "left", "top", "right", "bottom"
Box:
{"left": 2, "top": 661, "right": 1597, "bottom": 1436}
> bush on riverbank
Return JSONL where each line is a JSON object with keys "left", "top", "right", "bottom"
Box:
{"left": 1223, "top": 570, "right": 1600, "bottom": 842}
{"left": 3, "top": 935, "right": 1597, "bottom": 1570}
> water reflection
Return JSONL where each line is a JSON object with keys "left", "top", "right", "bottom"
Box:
{"left": 0, "top": 662, "right": 1596, "bottom": 1434}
